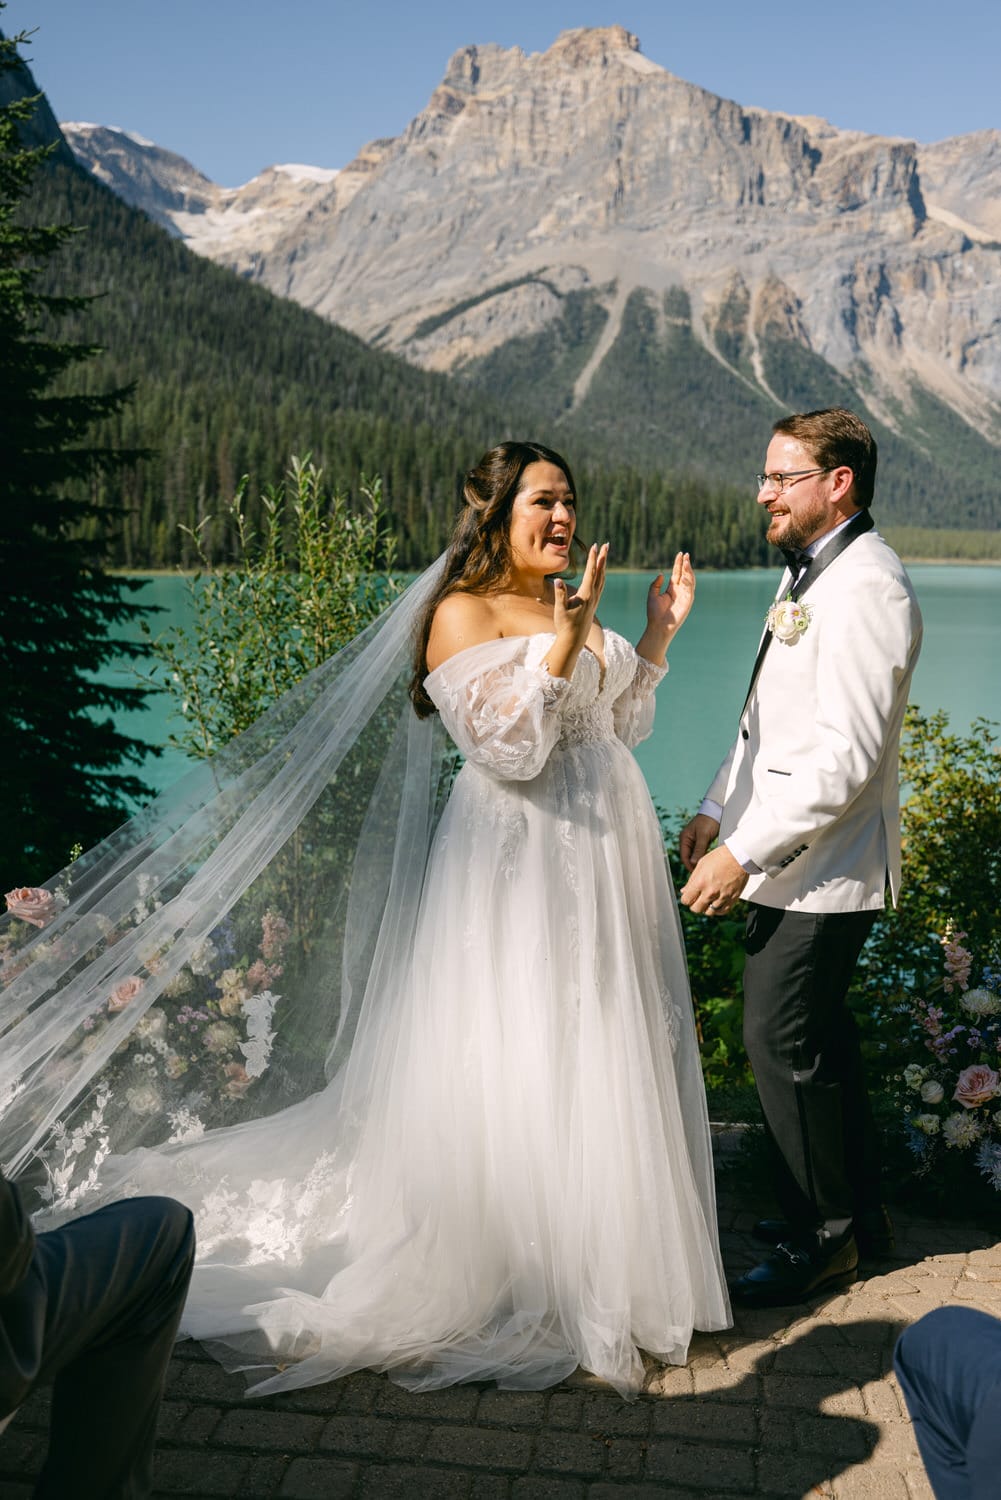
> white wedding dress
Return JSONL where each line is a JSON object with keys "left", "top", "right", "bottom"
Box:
{"left": 11, "top": 628, "right": 730, "bottom": 1397}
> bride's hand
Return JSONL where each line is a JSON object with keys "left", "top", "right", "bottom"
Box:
{"left": 546, "top": 542, "right": 608, "bottom": 680}
{"left": 553, "top": 542, "right": 608, "bottom": 648}
{"left": 634, "top": 552, "right": 694, "bottom": 668}
{"left": 647, "top": 552, "right": 695, "bottom": 637}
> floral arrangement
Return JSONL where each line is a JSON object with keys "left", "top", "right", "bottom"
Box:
{"left": 765, "top": 596, "right": 813, "bottom": 645}
{"left": 90, "top": 904, "right": 288, "bottom": 1118}
{"left": 893, "top": 928, "right": 1001, "bottom": 1192}
{"left": 3, "top": 884, "right": 291, "bottom": 1212}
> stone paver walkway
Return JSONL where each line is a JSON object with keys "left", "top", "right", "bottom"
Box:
{"left": 3, "top": 1140, "right": 1000, "bottom": 1499}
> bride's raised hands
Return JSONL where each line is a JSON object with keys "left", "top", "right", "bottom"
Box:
{"left": 545, "top": 541, "right": 608, "bottom": 682}
{"left": 637, "top": 552, "right": 695, "bottom": 665}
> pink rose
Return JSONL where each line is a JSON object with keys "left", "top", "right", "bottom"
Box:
{"left": 223, "top": 1062, "right": 252, "bottom": 1099}
{"left": 5, "top": 887, "right": 58, "bottom": 929}
{"left": 108, "top": 976, "right": 145, "bottom": 1013}
{"left": 954, "top": 1064, "right": 1001, "bottom": 1109}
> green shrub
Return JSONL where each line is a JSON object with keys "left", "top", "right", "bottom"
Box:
{"left": 145, "top": 457, "right": 400, "bottom": 756}
{"left": 861, "top": 709, "right": 1001, "bottom": 998}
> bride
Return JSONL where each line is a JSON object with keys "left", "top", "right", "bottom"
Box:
{"left": 0, "top": 441, "right": 729, "bottom": 1397}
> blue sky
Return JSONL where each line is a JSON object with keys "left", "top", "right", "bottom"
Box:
{"left": 7, "top": 0, "right": 1000, "bottom": 186}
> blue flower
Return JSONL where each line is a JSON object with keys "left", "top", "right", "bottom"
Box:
{"left": 209, "top": 918, "right": 237, "bottom": 961}
{"left": 975, "top": 1139, "right": 1001, "bottom": 1191}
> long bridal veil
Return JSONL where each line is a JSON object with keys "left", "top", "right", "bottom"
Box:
{"left": 2, "top": 551, "right": 729, "bottom": 1396}
{"left": 0, "top": 558, "right": 451, "bottom": 1210}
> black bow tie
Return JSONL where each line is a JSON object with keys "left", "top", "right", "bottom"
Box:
{"left": 781, "top": 546, "right": 812, "bottom": 575}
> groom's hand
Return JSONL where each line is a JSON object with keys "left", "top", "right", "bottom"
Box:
{"left": 679, "top": 813, "right": 719, "bottom": 873}
{"left": 680, "top": 845, "right": 749, "bottom": 916}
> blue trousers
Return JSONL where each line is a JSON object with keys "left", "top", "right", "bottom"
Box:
{"left": 1, "top": 1194, "right": 195, "bottom": 1499}
{"left": 895, "top": 1307, "right": 1001, "bottom": 1500}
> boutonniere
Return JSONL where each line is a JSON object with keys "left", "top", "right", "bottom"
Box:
{"left": 765, "top": 595, "right": 813, "bottom": 645}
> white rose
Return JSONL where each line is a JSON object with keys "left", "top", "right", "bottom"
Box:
{"left": 164, "top": 970, "right": 194, "bottom": 999}
{"left": 920, "top": 1079, "right": 945, "bottom": 1104}
{"left": 764, "top": 596, "right": 814, "bottom": 645}
{"left": 188, "top": 939, "right": 218, "bottom": 977}
{"left": 135, "top": 1007, "right": 167, "bottom": 1041}
{"left": 772, "top": 602, "right": 806, "bottom": 642}
{"left": 125, "top": 1083, "right": 162, "bottom": 1116}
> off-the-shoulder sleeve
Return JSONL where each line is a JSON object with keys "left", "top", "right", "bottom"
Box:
{"left": 424, "top": 637, "right": 571, "bottom": 781}
{"left": 612, "top": 651, "right": 668, "bottom": 749}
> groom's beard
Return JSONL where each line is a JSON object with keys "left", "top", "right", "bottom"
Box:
{"left": 766, "top": 495, "right": 829, "bottom": 553}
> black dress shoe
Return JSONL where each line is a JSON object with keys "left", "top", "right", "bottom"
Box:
{"left": 752, "top": 1218, "right": 802, "bottom": 1247}
{"left": 730, "top": 1235, "right": 859, "bottom": 1308}
{"left": 752, "top": 1206, "right": 895, "bottom": 1259}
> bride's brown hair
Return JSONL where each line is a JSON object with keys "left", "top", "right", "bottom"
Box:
{"left": 409, "top": 441, "right": 579, "bottom": 718}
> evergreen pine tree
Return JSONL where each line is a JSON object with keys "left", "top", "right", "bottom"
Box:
{"left": 0, "top": 19, "right": 154, "bottom": 885}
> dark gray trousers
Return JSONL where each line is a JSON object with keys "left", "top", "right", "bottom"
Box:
{"left": 1, "top": 1195, "right": 195, "bottom": 1499}
{"left": 742, "top": 902, "right": 881, "bottom": 1241}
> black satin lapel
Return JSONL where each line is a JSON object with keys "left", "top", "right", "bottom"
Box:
{"left": 741, "top": 624, "right": 777, "bottom": 715}
{"left": 740, "top": 513, "right": 873, "bottom": 712}
{"left": 790, "top": 510, "right": 874, "bottom": 602}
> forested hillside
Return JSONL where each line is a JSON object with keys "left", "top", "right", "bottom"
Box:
{"left": 25, "top": 156, "right": 774, "bottom": 569}
{"left": 474, "top": 284, "right": 1001, "bottom": 532}
{"left": 30, "top": 158, "right": 499, "bottom": 568}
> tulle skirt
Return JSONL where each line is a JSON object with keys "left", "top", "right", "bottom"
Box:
{"left": 89, "top": 735, "right": 730, "bottom": 1396}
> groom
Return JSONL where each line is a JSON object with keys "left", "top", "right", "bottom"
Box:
{"left": 680, "top": 407, "right": 922, "bottom": 1306}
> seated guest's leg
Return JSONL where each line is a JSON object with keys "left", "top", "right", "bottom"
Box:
{"left": 895, "top": 1307, "right": 1001, "bottom": 1500}
{"left": 31, "top": 1196, "right": 195, "bottom": 1500}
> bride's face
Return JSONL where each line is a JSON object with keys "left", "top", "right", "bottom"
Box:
{"left": 506, "top": 461, "right": 577, "bottom": 581}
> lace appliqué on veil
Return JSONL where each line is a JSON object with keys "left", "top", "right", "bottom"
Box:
{"left": 192, "top": 1150, "right": 341, "bottom": 1262}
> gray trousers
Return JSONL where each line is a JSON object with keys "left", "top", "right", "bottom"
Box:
{"left": 1, "top": 1195, "right": 195, "bottom": 1499}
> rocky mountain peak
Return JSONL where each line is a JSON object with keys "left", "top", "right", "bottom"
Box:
{"left": 59, "top": 26, "right": 1001, "bottom": 451}
{"left": 543, "top": 25, "right": 642, "bottom": 67}
{"left": 434, "top": 25, "right": 652, "bottom": 115}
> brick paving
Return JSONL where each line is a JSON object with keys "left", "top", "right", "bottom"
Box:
{"left": 3, "top": 1138, "right": 1000, "bottom": 1499}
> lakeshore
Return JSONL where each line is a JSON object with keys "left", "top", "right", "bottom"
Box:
{"left": 100, "top": 564, "right": 1001, "bottom": 815}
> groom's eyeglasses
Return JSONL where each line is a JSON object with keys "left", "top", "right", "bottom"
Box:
{"left": 755, "top": 468, "right": 832, "bottom": 494}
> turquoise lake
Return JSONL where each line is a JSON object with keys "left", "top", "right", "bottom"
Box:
{"left": 105, "top": 565, "right": 1000, "bottom": 816}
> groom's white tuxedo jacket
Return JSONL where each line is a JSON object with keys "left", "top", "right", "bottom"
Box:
{"left": 706, "top": 526, "right": 922, "bottom": 914}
